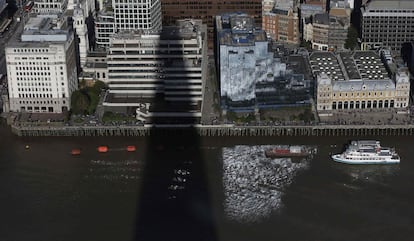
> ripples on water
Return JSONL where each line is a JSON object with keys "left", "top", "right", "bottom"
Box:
{"left": 84, "top": 159, "right": 144, "bottom": 193}
{"left": 222, "top": 145, "right": 311, "bottom": 223}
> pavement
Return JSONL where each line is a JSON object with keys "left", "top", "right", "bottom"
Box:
{"left": 319, "top": 109, "right": 412, "bottom": 125}
{"left": 201, "top": 57, "right": 221, "bottom": 125}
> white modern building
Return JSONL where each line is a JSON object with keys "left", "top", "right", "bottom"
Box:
{"left": 95, "top": 0, "right": 162, "bottom": 49}
{"left": 113, "top": 0, "right": 161, "bottom": 31}
{"left": 103, "top": 19, "right": 207, "bottom": 123}
{"left": 5, "top": 16, "right": 78, "bottom": 113}
{"left": 361, "top": 0, "right": 414, "bottom": 52}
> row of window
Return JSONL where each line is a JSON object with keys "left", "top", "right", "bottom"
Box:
{"left": 16, "top": 82, "right": 58, "bottom": 87}
{"left": 13, "top": 49, "right": 49, "bottom": 53}
{"left": 15, "top": 66, "right": 51, "bottom": 71}
{"left": 13, "top": 61, "right": 54, "bottom": 65}
{"left": 332, "top": 100, "right": 395, "bottom": 109}
{"left": 17, "top": 88, "right": 65, "bottom": 94}
{"left": 16, "top": 72, "right": 64, "bottom": 76}
{"left": 19, "top": 93, "right": 55, "bottom": 98}
{"left": 20, "top": 106, "right": 54, "bottom": 112}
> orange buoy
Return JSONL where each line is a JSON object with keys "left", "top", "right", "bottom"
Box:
{"left": 126, "top": 145, "right": 136, "bottom": 152}
{"left": 97, "top": 146, "right": 108, "bottom": 153}
{"left": 71, "top": 149, "right": 81, "bottom": 155}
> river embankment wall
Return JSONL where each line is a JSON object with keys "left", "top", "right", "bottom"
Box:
{"left": 10, "top": 124, "right": 414, "bottom": 137}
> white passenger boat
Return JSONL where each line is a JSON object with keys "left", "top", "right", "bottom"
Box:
{"left": 331, "top": 140, "right": 400, "bottom": 164}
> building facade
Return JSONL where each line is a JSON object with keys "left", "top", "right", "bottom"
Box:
{"left": 5, "top": 16, "right": 78, "bottom": 113}
{"left": 103, "top": 19, "right": 208, "bottom": 123}
{"left": 361, "top": 0, "right": 414, "bottom": 52}
{"left": 262, "top": 7, "right": 300, "bottom": 44}
{"left": 94, "top": 0, "right": 161, "bottom": 49}
{"left": 311, "top": 13, "right": 329, "bottom": 50}
{"left": 217, "top": 13, "right": 311, "bottom": 110}
{"left": 305, "top": 11, "right": 349, "bottom": 51}
{"left": 313, "top": 51, "right": 410, "bottom": 113}
{"left": 95, "top": 11, "right": 115, "bottom": 48}
{"left": 112, "top": 0, "right": 161, "bottom": 32}
{"left": 161, "top": 0, "right": 262, "bottom": 49}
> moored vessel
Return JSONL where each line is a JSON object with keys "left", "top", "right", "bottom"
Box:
{"left": 265, "top": 145, "right": 315, "bottom": 158}
{"left": 332, "top": 140, "right": 400, "bottom": 164}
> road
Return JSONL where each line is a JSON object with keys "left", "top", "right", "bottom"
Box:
{"left": 0, "top": 8, "right": 25, "bottom": 75}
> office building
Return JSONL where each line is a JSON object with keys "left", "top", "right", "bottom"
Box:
{"left": 262, "top": 5, "right": 300, "bottom": 44}
{"left": 361, "top": 0, "right": 414, "bottom": 52}
{"left": 103, "top": 19, "right": 208, "bottom": 124}
{"left": 113, "top": 0, "right": 161, "bottom": 32}
{"left": 217, "top": 13, "right": 311, "bottom": 110}
{"left": 5, "top": 16, "right": 78, "bottom": 113}
{"left": 94, "top": 0, "right": 161, "bottom": 49}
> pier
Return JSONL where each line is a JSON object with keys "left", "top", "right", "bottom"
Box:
{"left": 10, "top": 124, "right": 414, "bottom": 137}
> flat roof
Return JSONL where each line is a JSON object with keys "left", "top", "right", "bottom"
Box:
{"left": 367, "top": 0, "right": 414, "bottom": 10}
{"left": 352, "top": 51, "right": 389, "bottom": 80}
{"left": 309, "top": 52, "right": 345, "bottom": 81}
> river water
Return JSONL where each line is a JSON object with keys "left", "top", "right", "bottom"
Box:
{"left": 1, "top": 123, "right": 414, "bottom": 241}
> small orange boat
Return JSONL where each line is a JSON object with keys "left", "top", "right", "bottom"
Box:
{"left": 97, "top": 146, "right": 108, "bottom": 153}
{"left": 71, "top": 149, "right": 81, "bottom": 155}
{"left": 126, "top": 145, "right": 136, "bottom": 152}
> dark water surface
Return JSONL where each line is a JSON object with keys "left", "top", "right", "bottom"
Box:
{"left": 1, "top": 124, "right": 414, "bottom": 241}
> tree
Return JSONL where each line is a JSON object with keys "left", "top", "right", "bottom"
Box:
{"left": 71, "top": 90, "right": 90, "bottom": 114}
{"left": 344, "top": 26, "right": 359, "bottom": 50}
{"left": 87, "top": 91, "right": 99, "bottom": 114}
{"left": 92, "top": 80, "right": 106, "bottom": 93}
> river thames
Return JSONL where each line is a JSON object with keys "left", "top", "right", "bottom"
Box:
{"left": 1, "top": 123, "right": 414, "bottom": 241}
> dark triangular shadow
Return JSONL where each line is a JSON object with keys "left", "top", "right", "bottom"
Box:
{"left": 133, "top": 20, "right": 218, "bottom": 241}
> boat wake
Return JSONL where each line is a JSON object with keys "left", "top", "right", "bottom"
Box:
{"left": 223, "top": 145, "right": 310, "bottom": 223}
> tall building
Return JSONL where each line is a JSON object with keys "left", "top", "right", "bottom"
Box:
{"left": 112, "top": 0, "right": 161, "bottom": 31}
{"left": 313, "top": 51, "right": 410, "bottom": 114}
{"left": 103, "top": 19, "right": 208, "bottom": 124}
{"left": 94, "top": 0, "right": 162, "bottom": 49}
{"left": 361, "top": 0, "right": 414, "bottom": 53}
{"left": 5, "top": 16, "right": 78, "bottom": 113}
{"left": 161, "top": 0, "right": 262, "bottom": 49}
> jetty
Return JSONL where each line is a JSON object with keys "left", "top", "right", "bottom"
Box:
{"left": 10, "top": 124, "right": 414, "bottom": 137}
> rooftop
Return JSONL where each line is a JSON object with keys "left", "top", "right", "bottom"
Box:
{"left": 352, "top": 51, "right": 389, "bottom": 80}
{"left": 314, "top": 13, "right": 330, "bottom": 25}
{"left": 7, "top": 15, "right": 72, "bottom": 48}
{"left": 311, "top": 51, "right": 391, "bottom": 83}
{"left": 310, "top": 52, "right": 345, "bottom": 81}
{"left": 367, "top": 0, "right": 414, "bottom": 10}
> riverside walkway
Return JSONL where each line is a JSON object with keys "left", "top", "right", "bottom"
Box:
{"left": 10, "top": 124, "right": 414, "bottom": 137}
